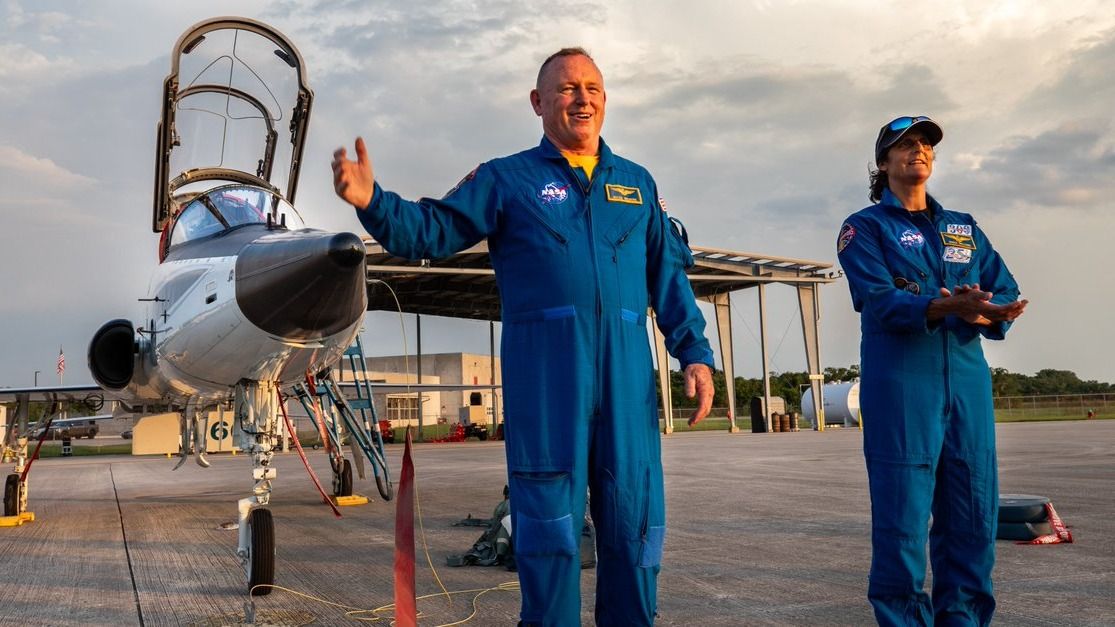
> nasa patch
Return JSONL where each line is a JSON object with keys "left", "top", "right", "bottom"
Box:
{"left": 538, "top": 182, "right": 570, "bottom": 205}
{"left": 899, "top": 229, "right": 925, "bottom": 249}
{"left": 837, "top": 223, "right": 856, "bottom": 253}
{"left": 943, "top": 246, "right": 972, "bottom": 264}
{"left": 946, "top": 224, "right": 972, "bottom": 236}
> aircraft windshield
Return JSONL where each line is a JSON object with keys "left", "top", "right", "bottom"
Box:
{"left": 168, "top": 185, "right": 299, "bottom": 248}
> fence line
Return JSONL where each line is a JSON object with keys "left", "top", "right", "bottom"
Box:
{"left": 993, "top": 392, "right": 1113, "bottom": 417}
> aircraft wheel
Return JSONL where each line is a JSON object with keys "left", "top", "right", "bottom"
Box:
{"left": 4, "top": 474, "right": 20, "bottom": 517}
{"left": 333, "top": 458, "right": 353, "bottom": 497}
{"left": 246, "top": 508, "right": 275, "bottom": 596}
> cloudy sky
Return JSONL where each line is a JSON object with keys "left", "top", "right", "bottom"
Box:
{"left": 2, "top": 0, "right": 1113, "bottom": 388}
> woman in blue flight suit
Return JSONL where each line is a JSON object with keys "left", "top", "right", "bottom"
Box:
{"left": 837, "top": 116, "right": 1028, "bottom": 626}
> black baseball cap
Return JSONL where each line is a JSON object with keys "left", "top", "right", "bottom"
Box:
{"left": 875, "top": 115, "right": 943, "bottom": 164}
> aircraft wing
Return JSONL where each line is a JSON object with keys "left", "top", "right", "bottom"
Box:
{"left": 0, "top": 384, "right": 129, "bottom": 405}
{"left": 360, "top": 382, "right": 501, "bottom": 393}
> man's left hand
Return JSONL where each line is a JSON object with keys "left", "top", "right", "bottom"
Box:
{"left": 685, "top": 363, "right": 714, "bottom": 426}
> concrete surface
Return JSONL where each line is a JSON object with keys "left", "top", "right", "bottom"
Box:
{"left": 0, "top": 420, "right": 1111, "bottom": 625}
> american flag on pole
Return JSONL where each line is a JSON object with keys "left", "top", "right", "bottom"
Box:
{"left": 57, "top": 347, "right": 65, "bottom": 377}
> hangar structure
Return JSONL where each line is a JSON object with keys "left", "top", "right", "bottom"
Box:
{"left": 360, "top": 238, "right": 837, "bottom": 433}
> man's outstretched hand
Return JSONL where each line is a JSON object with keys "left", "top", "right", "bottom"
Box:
{"left": 332, "top": 137, "right": 376, "bottom": 209}
{"left": 685, "top": 363, "right": 714, "bottom": 426}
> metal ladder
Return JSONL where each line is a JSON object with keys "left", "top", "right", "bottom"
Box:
{"left": 291, "top": 333, "right": 393, "bottom": 501}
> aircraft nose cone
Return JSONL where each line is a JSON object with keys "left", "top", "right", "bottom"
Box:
{"left": 235, "top": 230, "right": 368, "bottom": 341}
{"left": 328, "top": 232, "right": 366, "bottom": 268}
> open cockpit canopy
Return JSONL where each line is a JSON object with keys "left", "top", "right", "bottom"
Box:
{"left": 153, "top": 17, "right": 312, "bottom": 233}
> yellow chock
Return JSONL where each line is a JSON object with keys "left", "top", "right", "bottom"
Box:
{"left": 330, "top": 495, "right": 369, "bottom": 507}
{"left": 0, "top": 512, "right": 35, "bottom": 527}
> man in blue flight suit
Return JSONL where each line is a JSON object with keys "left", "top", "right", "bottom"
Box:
{"left": 332, "top": 48, "right": 715, "bottom": 626}
{"left": 837, "top": 116, "right": 1028, "bottom": 626}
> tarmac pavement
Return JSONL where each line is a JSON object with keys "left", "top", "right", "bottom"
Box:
{"left": 0, "top": 419, "right": 1111, "bottom": 625}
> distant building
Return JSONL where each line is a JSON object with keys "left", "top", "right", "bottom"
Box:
{"left": 337, "top": 352, "right": 502, "bottom": 427}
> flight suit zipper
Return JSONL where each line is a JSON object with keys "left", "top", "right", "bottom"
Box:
{"left": 571, "top": 164, "right": 606, "bottom": 416}
{"left": 914, "top": 210, "right": 951, "bottom": 419}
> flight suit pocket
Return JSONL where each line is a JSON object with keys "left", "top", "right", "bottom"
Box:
{"left": 866, "top": 458, "right": 933, "bottom": 539}
{"left": 511, "top": 471, "right": 578, "bottom": 557}
{"left": 638, "top": 525, "right": 666, "bottom": 568}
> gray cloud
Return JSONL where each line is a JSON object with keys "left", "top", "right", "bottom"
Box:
{"left": 2, "top": 2, "right": 1114, "bottom": 386}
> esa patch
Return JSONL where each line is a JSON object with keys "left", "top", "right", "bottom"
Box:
{"left": 946, "top": 224, "right": 972, "bottom": 236}
{"left": 940, "top": 231, "right": 976, "bottom": 250}
{"left": 943, "top": 246, "right": 972, "bottom": 264}
{"left": 538, "top": 181, "right": 570, "bottom": 205}
{"left": 899, "top": 229, "right": 925, "bottom": 249}
{"left": 837, "top": 223, "right": 856, "bottom": 253}
{"left": 605, "top": 184, "right": 643, "bottom": 205}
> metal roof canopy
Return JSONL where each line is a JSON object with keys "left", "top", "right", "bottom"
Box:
{"left": 362, "top": 238, "right": 839, "bottom": 434}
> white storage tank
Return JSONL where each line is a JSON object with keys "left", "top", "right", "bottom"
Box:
{"left": 801, "top": 382, "right": 861, "bottom": 428}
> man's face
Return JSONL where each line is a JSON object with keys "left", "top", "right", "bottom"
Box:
{"left": 879, "top": 131, "right": 934, "bottom": 185}
{"left": 530, "top": 54, "right": 606, "bottom": 155}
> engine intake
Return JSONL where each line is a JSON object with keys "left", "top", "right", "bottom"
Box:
{"left": 88, "top": 319, "right": 136, "bottom": 390}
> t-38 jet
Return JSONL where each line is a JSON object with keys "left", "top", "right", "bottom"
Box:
{"left": 0, "top": 17, "right": 381, "bottom": 595}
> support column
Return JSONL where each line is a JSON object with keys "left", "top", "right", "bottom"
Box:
{"left": 758, "top": 284, "right": 772, "bottom": 433}
{"left": 416, "top": 314, "right": 423, "bottom": 442}
{"left": 651, "top": 311, "right": 674, "bottom": 434}
{"left": 797, "top": 284, "right": 825, "bottom": 431}
{"left": 711, "top": 292, "right": 739, "bottom": 433}
{"left": 490, "top": 320, "right": 500, "bottom": 432}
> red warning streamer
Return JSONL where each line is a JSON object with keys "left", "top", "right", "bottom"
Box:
{"left": 1023, "top": 502, "right": 1074, "bottom": 545}
{"left": 278, "top": 391, "right": 342, "bottom": 518}
{"left": 393, "top": 428, "right": 417, "bottom": 626}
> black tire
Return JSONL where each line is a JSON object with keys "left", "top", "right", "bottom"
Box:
{"left": 246, "top": 508, "right": 275, "bottom": 596}
{"left": 999, "top": 494, "right": 1050, "bottom": 523}
{"left": 376, "top": 475, "right": 394, "bottom": 502}
{"left": 334, "top": 458, "right": 353, "bottom": 497}
{"left": 997, "top": 520, "right": 1053, "bottom": 541}
{"left": 368, "top": 442, "right": 393, "bottom": 501}
{"left": 4, "top": 474, "right": 20, "bottom": 517}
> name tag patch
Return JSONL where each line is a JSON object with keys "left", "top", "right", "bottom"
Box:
{"left": 940, "top": 231, "right": 976, "bottom": 249}
{"left": 605, "top": 184, "right": 643, "bottom": 205}
{"left": 943, "top": 246, "right": 972, "bottom": 264}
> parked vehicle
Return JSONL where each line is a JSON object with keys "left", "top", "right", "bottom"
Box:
{"left": 33, "top": 420, "right": 99, "bottom": 440}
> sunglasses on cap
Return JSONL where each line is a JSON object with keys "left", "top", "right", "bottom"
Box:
{"left": 875, "top": 115, "right": 943, "bottom": 163}
{"left": 887, "top": 116, "right": 933, "bottom": 132}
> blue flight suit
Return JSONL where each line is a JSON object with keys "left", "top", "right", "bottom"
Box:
{"left": 356, "top": 136, "right": 714, "bottom": 626}
{"left": 837, "top": 188, "right": 1020, "bottom": 626}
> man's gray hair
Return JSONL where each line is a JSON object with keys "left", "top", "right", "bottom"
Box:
{"left": 536, "top": 47, "right": 594, "bottom": 88}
